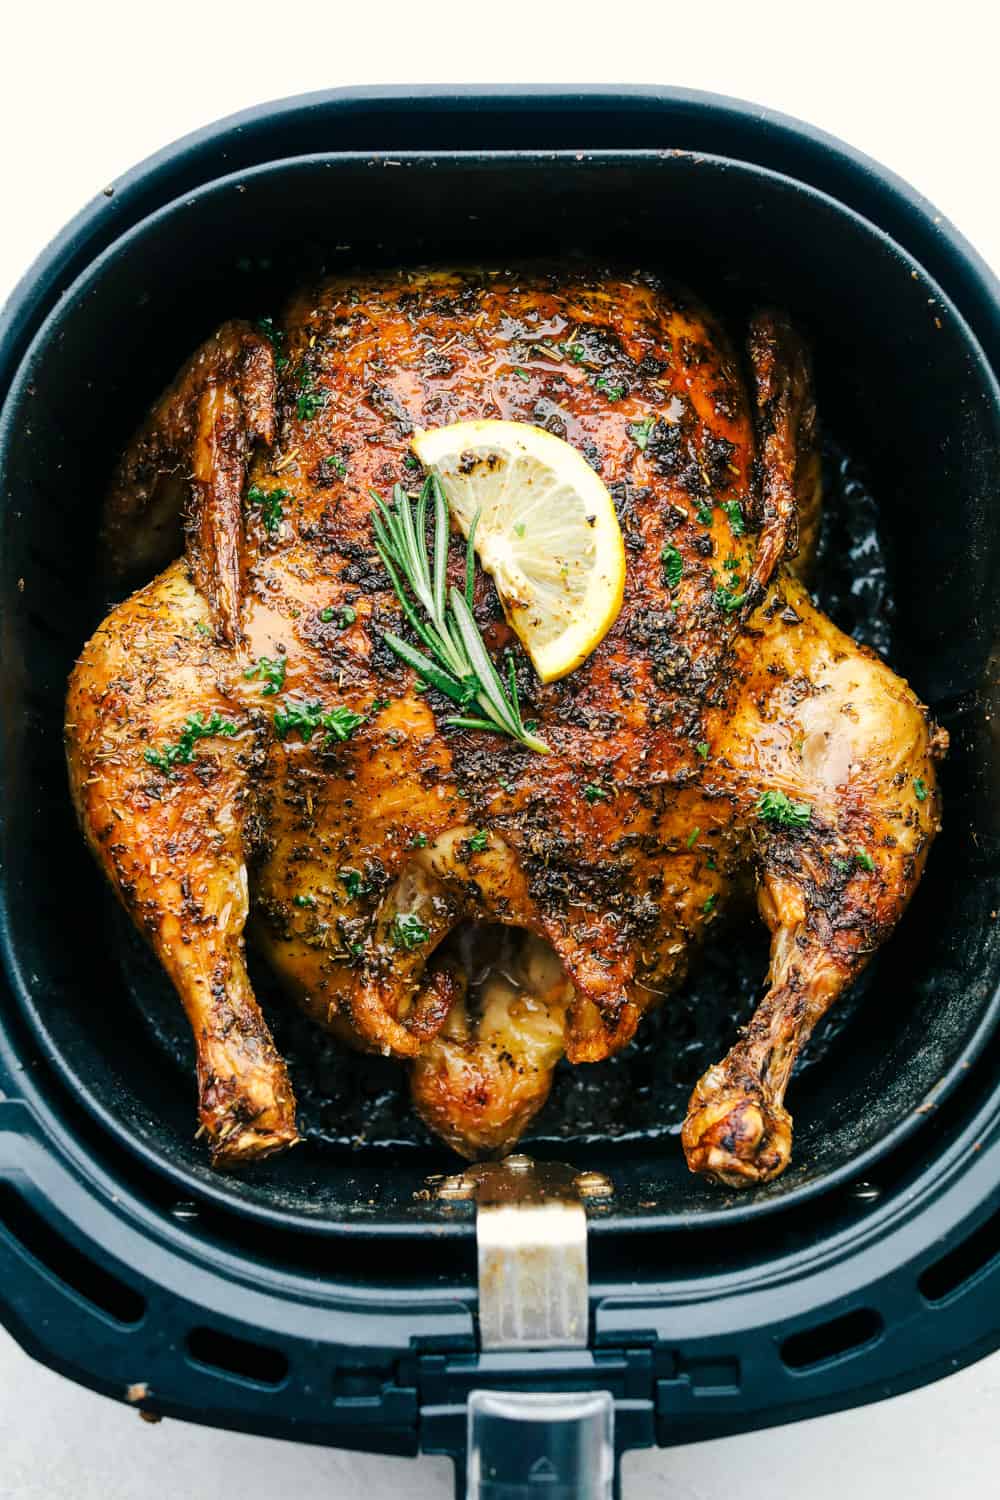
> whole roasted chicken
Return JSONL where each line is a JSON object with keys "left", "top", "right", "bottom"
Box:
{"left": 65, "top": 267, "right": 945, "bottom": 1186}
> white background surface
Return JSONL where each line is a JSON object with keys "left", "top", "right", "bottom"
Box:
{"left": 1, "top": 1, "right": 998, "bottom": 1495}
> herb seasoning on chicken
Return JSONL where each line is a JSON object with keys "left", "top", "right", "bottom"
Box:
{"left": 65, "top": 267, "right": 945, "bottom": 1185}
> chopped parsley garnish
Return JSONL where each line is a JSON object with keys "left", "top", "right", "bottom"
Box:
{"left": 756, "top": 790, "right": 813, "bottom": 829}
{"left": 320, "top": 454, "right": 347, "bottom": 479}
{"left": 392, "top": 912, "right": 430, "bottom": 951}
{"left": 914, "top": 777, "right": 929, "bottom": 802}
{"left": 563, "top": 342, "right": 588, "bottom": 365}
{"left": 297, "top": 390, "right": 325, "bottom": 421}
{"left": 513, "top": 366, "right": 530, "bottom": 381}
{"left": 293, "top": 894, "right": 316, "bottom": 909}
{"left": 410, "top": 833, "right": 428, "bottom": 849}
{"left": 834, "top": 850, "right": 877, "bottom": 874}
{"left": 295, "top": 366, "right": 326, "bottom": 422}
{"left": 247, "top": 485, "right": 288, "bottom": 536}
{"left": 594, "top": 375, "right": 625, "bottom": 401}
{"left": 467, "top": 829, "right": 489, "bottom": 853}
{"left": 243, "top": 655, "right": 287, "bottom": 696}
{"left": 514, "top": 522, "right": 526, "bottom": 538}
{"left": 273, "top": 699, "right": 365, "bottom": 747}
{"left": 144, "top": 712, "right": 239, "bottom": 776}
{"left": 194, "top": 621, "right": 211, "bottom": 637}
{"left": 721, "top": 499, "right": 745, "bottom": 537}
{"left": 629, "top": 416, "right": 656, "bottom": 451}
{"left": 582, "top": 783, "right": 612, "bottom": 803}
{"left": 695, "top": 501, "right": 714, "bottom": 525}
{"left": 713, "top": 580, "right": 747, "bottom": 612}
{"left": 320, "top": 604, "right": 356, "bottom": 627}
{"left": 686, "top": 826, "right": 701, "bottom": 849}
{"left": 702, "top": 894, "right": 717, "bottom": 915}
{"left": 696, "top": 741, "right": 710, "bottom": 759}
{"left": 661, "top": 543, "right": 684, "bottom": 590}
{"left": 340, "top": 867, "right": 365, "bottom": 899}
{"left": 255, "top": 317, "right": 289, "bottom": 370}
{"left": 403, "top": 453, "right": 421, "bottom": 471}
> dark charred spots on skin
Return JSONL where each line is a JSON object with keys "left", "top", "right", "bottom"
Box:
{"left": 311, "top": 452, "right": 351, "bottom": 489}
{"left": 428, "top": 286, "right": 485, "bottom": 322}
{"left": 637, "top": 352, "right": 668, "bottom": 381}
{"left": 608, "top": 480, "right": 649, "bottom": 554}
{"left": 703, "top": 432, "right": 738, "bottom": 491}
{"left": 662, "top": 503, "right": 689, "bottom": 535}
{"left": 367, "top": 384, "right": 414, "bottom": 436}
{"left": 579, "top": 437, "right": 604, "bottom": 472}
{"left": 645, "top": 419, "right": 709, "bottom": 497}
{"left": 531, "top": 398, "right": 568, "bottom": 440}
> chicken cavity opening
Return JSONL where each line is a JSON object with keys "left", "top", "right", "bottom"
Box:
{"left": 439, "top": 922, "right": 573, "bottom": 1048}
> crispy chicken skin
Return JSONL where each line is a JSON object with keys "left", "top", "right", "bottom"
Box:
{"left": 66, "top": 267, "right": 945, "bottom": 1181}
{"left": 65, "top": 562, "right": 298, "bottom": 1164}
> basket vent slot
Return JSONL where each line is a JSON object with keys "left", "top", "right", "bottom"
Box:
{"left": 0, "top": 1184, "right": 145, "bottom": 1327}
{"left": 919, "top": 1206, "right": 1000, "bottom": 1304}
{"left": 780, "top": 1307, "right": 883, "bottom": 1371}
{"left": 186, "top": 1326, "right": 289, "bottom": 1388}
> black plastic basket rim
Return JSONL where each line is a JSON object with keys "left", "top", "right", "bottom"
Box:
{"left": 2, "top": 84, "right": 999, "bottom": 401}
{"left": 1, "top": 139, "right": 998, "bottom": 1238}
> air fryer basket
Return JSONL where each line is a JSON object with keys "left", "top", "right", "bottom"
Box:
{"left": 0, "top": 91, "right": 998, "bottom": 1490}
{"left": 3, "top": 147, "right": 998, "bottom": 1230}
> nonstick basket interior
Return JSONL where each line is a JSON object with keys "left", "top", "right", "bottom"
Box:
{"left": 2, "top": 150, "right": 999, "bottom": 1232}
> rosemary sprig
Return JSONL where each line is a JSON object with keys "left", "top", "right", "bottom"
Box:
{"left": 372, "top": 476, "right": 549, "bottom": 754}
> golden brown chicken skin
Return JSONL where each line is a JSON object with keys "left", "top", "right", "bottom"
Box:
{"left": 66, "top": 267, "right": 945, "bottom": 1182}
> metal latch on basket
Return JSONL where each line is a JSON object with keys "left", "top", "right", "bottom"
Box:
{"left": 432, "top": 1155, "right": 613, "bottom": 1351}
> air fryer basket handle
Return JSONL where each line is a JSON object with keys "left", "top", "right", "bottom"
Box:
{"left": 466, "top": 1388, "right": 616, "bottom": 1499}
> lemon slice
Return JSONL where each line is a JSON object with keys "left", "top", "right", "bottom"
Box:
{"left": 411, "top": 419, "right": 626, "bottom": 683}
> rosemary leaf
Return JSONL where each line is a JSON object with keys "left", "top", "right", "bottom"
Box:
{"left": 450, "top": 589, "right": 516, "bottom": 729}
{"left": 382, "top": 632, "right": 475, "bottom": 705}
{"left": 465, "top": 508, "right": 481, "bottom": 608}
{"left": 506, "top": 654, "right": 523, "bottom": 730}
{"left": 373, "top": 541, "right": 447, "bottom": 660}
{"left": 415, "top": 480, "right": 431, "bottom": 593}
{"left": 445, "top": 715, "right": 509, "bottom": 733}
{"left": 432, "top": 475, "right": 449, "bottom": 623}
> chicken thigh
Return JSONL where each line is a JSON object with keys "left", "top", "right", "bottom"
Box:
{"left": 66, "top": 268, "right": 944, "bottom": 1184}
